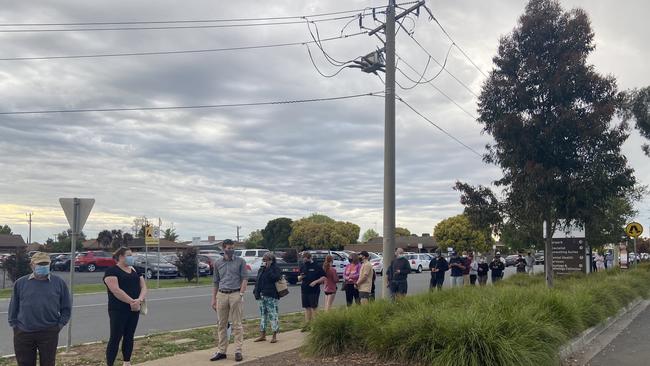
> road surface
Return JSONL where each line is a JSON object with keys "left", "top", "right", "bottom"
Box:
{"left": 0, "top": 265, "right": 541, "bottom": 356}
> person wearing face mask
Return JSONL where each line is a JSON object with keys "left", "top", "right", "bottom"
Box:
{"left": 386, "top": 248, "right": 412, "bottom": 300}
{"left": 469, "top": 254, "right": 478, "bottom": 285}
{"left": 461, "top": 251, "right": 471, "bottom": 286}
{"left": 429, "top": 250, "right": 449, "bottom": 290}
{"left": 8, "top": 251, "right": 71, "bottom": 366}
{"left": 211, "top": 239, "right": 248, "bottom": 362}
{"left": 355, "top": 251, "right": 374, "bottom": 305}
{"left": 104, "top": 247, "right": 147, "bottom": 366}
{"left": 298, "top": 252, "right": 326, "bottom": 331}
{"left": 448, "top": 252, "right": 465, "bottom": 288}
{"left": 489, "top": 252, "right": 506, "bottom": 284}
{"left": 477, "top": 257, "right": 489, "bottom": 286}
{"left": 253, "top": 253, "right": 281, "bottom": 343}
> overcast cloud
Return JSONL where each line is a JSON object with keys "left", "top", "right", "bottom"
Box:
{"left": 0, "top": 0, "right": 648, "bottom": 243}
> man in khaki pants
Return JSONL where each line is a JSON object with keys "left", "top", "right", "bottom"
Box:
{"left": 210, "top": 240, "right": 248, "bottom": 362}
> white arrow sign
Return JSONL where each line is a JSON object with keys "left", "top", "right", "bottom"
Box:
{"left": 59, "top": 198, "right": 95, "bottom": 233}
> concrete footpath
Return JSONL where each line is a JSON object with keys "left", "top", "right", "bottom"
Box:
{"left": 136, "top": 329, "right": 304, "bottom": 366}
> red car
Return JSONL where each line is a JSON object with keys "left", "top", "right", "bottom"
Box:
{"left": 74, "top": 251, "right": 116, "bottom": 272}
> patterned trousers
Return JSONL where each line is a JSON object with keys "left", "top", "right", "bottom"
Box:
{"left": 258, "top": 296, "right": 279, "bottom": 333}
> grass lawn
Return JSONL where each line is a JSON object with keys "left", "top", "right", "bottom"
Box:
{"left": 305, "top": 266, "right": 650, "bottom": 366}
{"left": 0, "top": 277, "right": 213, "bottom": 299}
{"left": 0, "top": 312, "right": 305, "bottom": 366}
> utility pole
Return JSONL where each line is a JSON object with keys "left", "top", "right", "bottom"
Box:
{"left": 366, "top": 0, "right": 424, "bottom": 299}
{"left": 26, "top": 212, "right": 33, "bottom": 244}
{"left": 236, "top": 226, "right": 242, "bottom": 243}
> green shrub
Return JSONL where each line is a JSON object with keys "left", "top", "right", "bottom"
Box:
{"left": 305, "top": 267, "right": 650, "bottom": 366}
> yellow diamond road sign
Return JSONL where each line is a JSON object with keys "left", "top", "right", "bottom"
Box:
{"left": 145, "top": 224, "right": 159, "bottom": 246}
{"left": 625, "top": 222, "right": 643, "bottom": 238}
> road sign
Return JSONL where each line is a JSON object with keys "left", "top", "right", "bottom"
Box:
{"left": 59, "top": 198, "right": 95, "bottom": 232}
{"left": 625, "top": 222, "right": 643, "bottom": 238}
{"left": 145, "top": 224, "right": 159, "bottom": 245}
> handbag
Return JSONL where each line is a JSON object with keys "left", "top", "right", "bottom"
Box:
{"left": 275, "top": 277, "right": 289, "bottom": 298}
{"left": 139, "top": 299, "right": 148, "bottom": 315}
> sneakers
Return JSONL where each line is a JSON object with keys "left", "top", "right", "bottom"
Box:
{"left": 235, "top": 353, "right": 243, "bottom": 362}
{"left": 209, "top": 352, "right": 226, "bottom": 361}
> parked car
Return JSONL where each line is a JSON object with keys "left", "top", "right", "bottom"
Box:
{"left": 74, "top": 251, "right": 116, "bottom": 272}
{"left": 275, "top": 258, "right": 301, "bottom": 285}
{"left": 405, "top": 253, "right": 432, "bottom": 273}
{"left": 245, "top": 257, "right": 264, "bottom": 282}
{"left": 52, "top": 254, "right": 73, "bottom": 271}
{"left": 134, "top": 254, "right": 178, "bottom": 279}
{"left": 48, "top": 253, "right": 64, "bottom": 270}
{"left": 505, "top": 255, "right": 519, "bottom": 267}
{"left": 369, "top": 252, "right": 383, "bottom": 275}
{"left": 303, "top": 250, "right": 349, "bottom": 278}
{"left": 235, "top": 249, "right": 269, "bottom": 261}
{"left": 197, "top": 254, "right": 223, "bottom": 275}
{"left": 164, "top": 254, "right": 211, "bottom": 277}
{"left": 535, "top": 251, "right": 544, "bottom": 265}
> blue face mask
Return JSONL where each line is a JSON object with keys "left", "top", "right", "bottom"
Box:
{"left": 125, "top": 256, "right": 135, "bottom": 266}
{"left": 34, "top": 265, "right": 50, "bottom": 276}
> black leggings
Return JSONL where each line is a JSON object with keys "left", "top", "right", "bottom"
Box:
{"left": 107, "top": 310, "right": 140, "bottom": 365}
{"left": 344, "top": 283, "right": 360, "bottom": 306}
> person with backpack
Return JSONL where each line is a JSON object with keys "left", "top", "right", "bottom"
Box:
{"left": 429, "top": 251, "right": 449, "bottom": 290}
{"left": 387, "top": 248, "right": 412, "bottom": 300}
{"left": 489, "top": 253, "right": 506, "bottom": 284}
{"left": 253, "top": 253, "right": 282, "bottom": 344}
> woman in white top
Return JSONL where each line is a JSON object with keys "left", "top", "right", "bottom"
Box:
{"left": 469, "top": 255, "right": 478, "bottom": 286}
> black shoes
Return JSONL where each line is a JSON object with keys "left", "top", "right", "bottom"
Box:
{"left": 210, "top": 352, "right": 226, "bottom": 361}
{"left": 235, "top": 353, "right": 243, "bottom": 362}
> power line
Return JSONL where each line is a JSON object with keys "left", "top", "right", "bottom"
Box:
{"left": 424, "top": 9, "right": 489, "bottom": 78}
{"left": 0, "top": 32, "right": 367, "bottom": 61}
{"left": 0, "top": 91, "right": 382, "bottom": 115}
{"left": 0, "top": 3, "right": 420, "bottom": 27}
{"left": 396, "top": 42, "right": 454, "bottom": 90}
{"left": 0, "top": 15, "right": 359, "bottom": 33}
{"left": 404, "top": 31, "right": 479, "bottom": 98}
{"left": 395, "top": 53, "right": 478, "bottom": 121}
{"left": 396, "top": 96, "right": 483, "bottom": 158}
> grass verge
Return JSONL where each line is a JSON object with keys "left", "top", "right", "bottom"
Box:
{"left": 304, "top": 266, "right": 650, "bottom": 366}
{"left": 0, "top": 277, "right": 213, "bottom": 299}
{"left": 0, "top": 312, "right": 304, "bottom": 366}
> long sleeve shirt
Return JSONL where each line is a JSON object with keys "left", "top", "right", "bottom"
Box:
{"left": 8, "top": 274, "right": 72, "bottom": 332}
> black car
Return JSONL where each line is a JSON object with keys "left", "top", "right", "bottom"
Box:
{"left": 52, "top": 254, "right": 72, "bottom": 271}
{"left": 134, "top": 255, "right": 178, "bottom": 279}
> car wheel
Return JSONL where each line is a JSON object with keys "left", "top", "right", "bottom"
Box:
{"left": 146, "top": 269, "right": 153, "bottom": 279}
{"left": 417, "top": 265, "right": 423, "bottom": 273}
{"left": 86, "top": 263, "right": 96, "bottom": 272}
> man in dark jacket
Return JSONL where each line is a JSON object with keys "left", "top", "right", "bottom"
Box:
{"left": 477, "top": 257, "right": 490, "bottom": 286}
{"left": 489, "top": 252, "right": 506, "bottom": 284}
{"left": 448, "top": 252, "right": 465, "bottom": 288}
{"left": 253, "top": 253, "right": 282, "bottom": 343}
{"left": 429, "top": 251, "right": 449, "bottom": 290}
{"left": 515, "top": 254, "right": 527, "bottom": 274}
{"left": 386, "top": 248, "right": 411, "bottom": 300}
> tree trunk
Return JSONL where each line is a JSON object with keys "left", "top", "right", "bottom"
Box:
{"left": 544, "top": 219, "right": 554, "bottom": 288}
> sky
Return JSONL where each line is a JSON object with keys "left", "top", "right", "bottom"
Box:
{"left": 0, "top": 0, "right": 648, "bottom": 244}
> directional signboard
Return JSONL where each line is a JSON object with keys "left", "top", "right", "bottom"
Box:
{"left": 145, "top": 224, "right": 159, "bottom": 246}
{"left": 625, "top": 222, "right": 643, "bottom": 238}
{"left": 552, "top": 237, "right": 587, "bottom": 276}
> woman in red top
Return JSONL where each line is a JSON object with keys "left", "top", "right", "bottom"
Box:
{"left": 343, "top": 253, "right": 361, "bottom": 306}
{"left": 322, "top": 255, "right": 339, "bottom": 311}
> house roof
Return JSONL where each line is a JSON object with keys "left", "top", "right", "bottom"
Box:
{"left": 0, "top": 234, "right": 28, "bottom": 251}
{"left": 83, "top": 238, "right": 189, "bottom": 251}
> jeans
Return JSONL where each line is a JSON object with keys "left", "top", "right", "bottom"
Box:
{"left": 478, "top": 275, "right": 488, "bottom": 286}
{"left": 107, "top": 310, "right": 140, "bottom": 366}
{"left": 258, "top": 296, "right": 279, "bottom": 333}
{"left": 451, "top": 276, "right": 463, "bottom": 288}
{"left": 430, "top": 276, "right": 445, "bottom": 290}
{"left": 469, "top": 274, "right": 477, "bottom": 285}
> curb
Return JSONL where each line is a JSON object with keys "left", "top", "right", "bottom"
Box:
{"left": 560, "top": 298, "right": 646, "bottom": 362}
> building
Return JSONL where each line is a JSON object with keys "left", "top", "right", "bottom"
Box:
{"left": 0, "top": 234, "right": 27, "bottom": 253}
{"left": 345, "top": 234, "right": 438, "bottom": 253}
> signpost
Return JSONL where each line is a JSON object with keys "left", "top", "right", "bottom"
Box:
{"left": 625, "top": 222, "right": 643, "bottom": 268}
{"left": 144, "top": 224, "right": 159, "bottom": 282}
{"left": 59, "top": 197, "right": 95, "bottom": 353}
{"left": 552, "top": 238, "right": 588, "bottom": 276}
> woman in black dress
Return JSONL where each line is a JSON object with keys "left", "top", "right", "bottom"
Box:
{"left": 103, "top": 247, "right": 147, "bottom": 366}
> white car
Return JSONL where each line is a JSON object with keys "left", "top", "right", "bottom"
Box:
{"left": 235, "top": 249, "right": 269, "bottom": 262}
{"left": 304, "top": 250, "right": 349, "bottom": 278}
{"left": 405, "top": 253, "right": 433, "bottom": 273}
{"left": 369, "top": 252, "right": 383, "bottom": 275}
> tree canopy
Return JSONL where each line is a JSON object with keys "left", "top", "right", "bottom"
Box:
{"left": 434, "top": 215, "right": 491, "bottom": 253}
{"left": 262, "top": 217, "right": 293, "bottom": 251}
{"left": 163, "top": 228, "right": 179, "bottom": 242}
{"left": 395, "top": 227, "right": 411, "bottom": 237}
{"left": 0, "top": 224, "right": 12, "bottom": 235}
{"left": 362, "top": 228, "right": 379, "bottom": 243}
{"left": 245, "top": 230, "right": 264, "bottom": 249}
{"left": 289, "top": 214, "right": 360, "bottom": 250}
{"left": 620, "top": 86, "right": 650, "bottom": 156}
